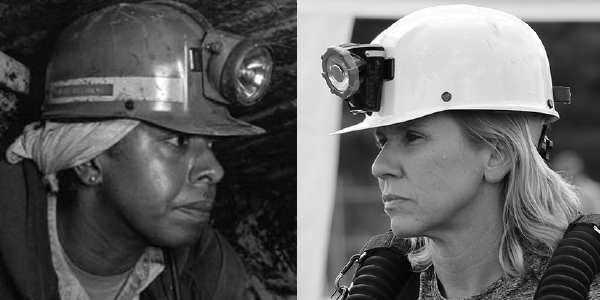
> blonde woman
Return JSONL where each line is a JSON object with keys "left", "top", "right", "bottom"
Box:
{"left": 322, "top": 4, "right": 600, "bottom": 299}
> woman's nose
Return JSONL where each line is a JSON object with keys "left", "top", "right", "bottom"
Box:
{"left": 188, "top": 139, "right": 225, "bottom": 185}
{"left": 371, "top": 144, "right": 402, "bottom": 180}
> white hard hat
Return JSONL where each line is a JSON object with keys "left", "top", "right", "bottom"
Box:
{"left": 326, "top": 4, "right": 568, "bottom": 134}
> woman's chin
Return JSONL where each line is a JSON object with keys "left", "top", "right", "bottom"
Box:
{"left": 147, "top": 223, "right": 210, "bottom": 248}
{"left": 390, "top": 217, "right": 419, "bottom": 238}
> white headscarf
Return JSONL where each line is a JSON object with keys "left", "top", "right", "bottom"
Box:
{"left": 6, "top": 119, "right": 140, "bottom": 192}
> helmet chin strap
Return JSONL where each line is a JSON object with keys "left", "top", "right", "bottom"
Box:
{"left": 537, "top": 124, "right": 553, "bottom": 163}
{"left": 527, "top": 115, "right": 553, "bottom": 163}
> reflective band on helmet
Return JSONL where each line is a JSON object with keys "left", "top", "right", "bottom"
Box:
{"left": 48, "top": 77, "right": 185, "bottom": 104}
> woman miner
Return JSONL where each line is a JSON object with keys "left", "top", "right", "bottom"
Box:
{"left": 321, "top": 4, "right": 600, "bottom": 299}
{"left": 0, "top": 1, "right": 273, "bottom": 299}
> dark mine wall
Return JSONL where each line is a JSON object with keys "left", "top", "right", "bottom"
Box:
{"left": 0, "top": 0, "right": 297, "bottom": 299}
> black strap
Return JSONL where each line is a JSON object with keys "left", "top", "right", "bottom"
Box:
{"left": 343, "top": 230, "right": 418, "bottom": 300}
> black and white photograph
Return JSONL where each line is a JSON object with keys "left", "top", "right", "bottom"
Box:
{"left": 0, "top": 0, "right": 296, "bottom": 299}
{"left": 299, "top": 1, "right": 600, "bottom": 299}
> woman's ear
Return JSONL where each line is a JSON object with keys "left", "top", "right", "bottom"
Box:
{"left": 483, "top": 145, "right": 512, "bottom": 184}
{"left": 73, "top": 157, "right": 103, "bottom": 186}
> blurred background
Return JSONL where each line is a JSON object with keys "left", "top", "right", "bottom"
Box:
{"left": 0, "top": 0, "right": 296, "bottom": 299}
{"left": 298, "top": 0, "right": 600, "bottom": 299}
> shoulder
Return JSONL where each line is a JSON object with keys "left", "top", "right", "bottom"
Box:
{"left": 180, "top": 228, "right": 247, "bottom": 299}
{"left": 0, "top": 158, "right": 25, "bottom": 204}
{"left": 575, "top": 215, "right": 600, "bottom": 299}
{"left": 589, "top": 273, "right": 600, "bottom": 299}
{"left": 187, "top": 228, "right": 245, "bottom": 273}
{"left": 0, "top": 158, "right": 44, "bottom": 216}
{"left": 0, "top": 157, "right": 26, "bottom": 188}
{"left": 0, "top": 158, "right": 41, "bottom": 195}
{"left": 0, "top": 158, "right": 57, "bottom": 300}
{"left": 0, "top": 157, "right": 45, "bottom": 225}
{"left": 185, "top": 227, "right": 246, "bottom": 272}
{"left": 573, "top": 214, "right": 600, "bottom": 226}
{"left": 542, "top": 214, "right": 600, "bottom": 300}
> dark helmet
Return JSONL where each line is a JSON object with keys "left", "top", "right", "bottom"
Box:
{"left": 43, "top": 0, "right": 273, "bottom": 136}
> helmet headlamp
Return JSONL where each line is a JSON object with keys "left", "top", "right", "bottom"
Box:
{"left": 321, "top": 43, "right": 394, "bottom": 115}
{"left": 223, "top": 41, "right": 273, "bottom": 106}
{"left": 201, "top": 31, "right": 273, "bottom": 107}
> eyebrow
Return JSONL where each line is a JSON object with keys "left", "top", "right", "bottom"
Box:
{"left": 373, "top": 120, "right": 427, "bottom": 138}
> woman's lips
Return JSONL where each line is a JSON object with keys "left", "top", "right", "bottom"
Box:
{"left": 382, "top": 194, "right": 410, "bottom": 203}
{"left": 176, "top": 201, "right": 214, "bottom": 222}
{"left": 180, "top": 201, "right": 214, "bottom": 211}
{"left": 383, "top": 194, "right": 410, "bottom": 213}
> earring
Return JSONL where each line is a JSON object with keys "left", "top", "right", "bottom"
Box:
{"left": 90, "top": 175, "right": 96, "bottom": 183}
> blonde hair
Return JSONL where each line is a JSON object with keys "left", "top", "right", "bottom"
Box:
{"left": 407, "top": 111, "right": 581, "bottom": 277}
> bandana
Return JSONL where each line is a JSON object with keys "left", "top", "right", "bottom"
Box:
{"left": 6, "top": 119, "right": 140, "bottom": 192}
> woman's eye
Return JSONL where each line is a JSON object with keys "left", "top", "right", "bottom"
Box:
{"left": 166, "top": 135, "right": 190, "bottom": 147}
{"left": 405, "top": 132, "right": 422, "bottom": 142}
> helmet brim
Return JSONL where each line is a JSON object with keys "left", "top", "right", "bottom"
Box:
{"left": 42, "top": 101, "right": 266, "bottom": 136}
{"left": 332, "top": 106, "right": 559, "bottom": 135}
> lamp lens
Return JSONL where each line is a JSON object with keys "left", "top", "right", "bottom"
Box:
{"left": 327, "top": 56, "right": 349, "bottom": 92}
{"left": 236, "top": 47, "right": 273, "bottom": 103}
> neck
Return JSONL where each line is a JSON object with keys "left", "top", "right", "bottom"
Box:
{"left": 428, "top": 187, "right": 506, "bottom": 299}
{"left": 56, "top": 189, "right": 146, "bottom": 276}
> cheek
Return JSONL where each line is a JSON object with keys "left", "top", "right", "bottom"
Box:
{"left": 413, "top": 149, "right": 481, "bottom": 205}
{"left": 104, "top": 155, "right": 188, "bottom": 212}
{"left": 410, "top": 151, "right": 451, "bottom": 193}
{"left": 144, "top": 159, "right": 187, "bottom": 202}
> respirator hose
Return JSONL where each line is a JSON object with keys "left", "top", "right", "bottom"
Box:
{"left": 336, "top": 218, "right": 600, "bottom": 300}
{"left": 534, "top": 224, "right": 600, "bottom": 300}
{"left": 346, "top": 249, "right": 413, "bottom": 300}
